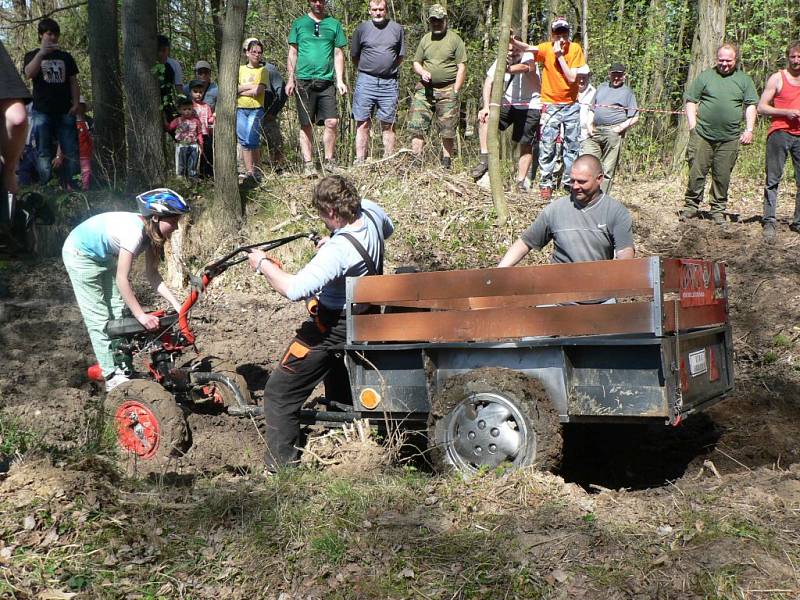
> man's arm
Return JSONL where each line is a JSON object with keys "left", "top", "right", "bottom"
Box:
{"left": 756, "top": 71, "right": 799, "bottom": 121}
{"left": 740, "top": 104, "right": 756, "bottom": 144}
{"left": 553, "top": 41, "right": 577, "bottom": 83}
{"left": 68, "top": 75, "right": 80, "bottom": 116}
{"left": 334, "top": 47, "right": 348, "bottom": 95}
{"left": 414, "top": 61, "right": 431, "bottom": 83}
{"left": 498, "top": 239, "right": 532, "bottom": 267}
{"left": 478, "top": 75, "right": 493, "bottom": 122}
{"left": 685, "top": 101, "right": 698, "bottom": 130}
{"left": 615, "top": 246, "right": 635, "bottom": 259}
{"left": 454, "top": 62, "right": 466, "bottom": 94}
{"left": 286, "top": 44, "right": 298, "bottom": 96}
{"left": 614, "top": 115, "right": 639, "bottom": 134}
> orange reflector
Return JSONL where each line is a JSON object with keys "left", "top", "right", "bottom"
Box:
{"left": 359, "top": 387, "right": 381, "bottom": 409}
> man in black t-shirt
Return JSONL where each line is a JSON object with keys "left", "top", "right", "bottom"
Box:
{"left": 23, "top": 18, "right": 80, "bottom": 188}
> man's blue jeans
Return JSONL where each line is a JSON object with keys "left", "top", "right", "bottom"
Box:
{"left": 31, "top": 110, "right": 79, "bottom": 187}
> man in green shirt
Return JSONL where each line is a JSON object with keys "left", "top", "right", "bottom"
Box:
{"left": 287, "top": 0, "right": 348, "bottom": 177}
{"left": 408, "top": 4, "right": 467, "bottom": 169}
{"left": 680, "top": 43, "right": 758, "bottom": 226}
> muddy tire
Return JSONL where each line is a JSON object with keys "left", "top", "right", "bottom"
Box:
{"left": 105, "top": 380, "right": 191, "bottom": 462}
{"left": 188, "top": 357, "right": 252, "bottom": 410}
{"left": 428, "top": 368, "right": 562, "bottom": 476}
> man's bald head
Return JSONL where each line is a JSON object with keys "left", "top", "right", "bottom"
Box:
{"left": 570, "top": 155, "right": 604, "bottom": 205}
{"left": 572, "top": 154, "right": 603, "bottom": 177}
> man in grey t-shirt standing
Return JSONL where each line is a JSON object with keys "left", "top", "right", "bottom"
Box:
{"left": 581, "top": 63, "right": 639, "bottom": 193}
{"left": 499, "top": 154, "right": 634, "bottom": 266}
{"left": 351, "top": 0, "right": 405, "bottom": 164}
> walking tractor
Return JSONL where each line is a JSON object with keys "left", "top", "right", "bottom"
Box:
{"left": 95, "top": 232, "right": 319, "bottom": 462}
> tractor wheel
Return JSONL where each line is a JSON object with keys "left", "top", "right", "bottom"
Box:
{"left": 189, "top": 357, "right": 252, "bottom": 410}
{"left": 105, "top": 380, "right": 191, "bottom": 463}
{"left": 428, "top": 368, "right": 562, "bottom": 476}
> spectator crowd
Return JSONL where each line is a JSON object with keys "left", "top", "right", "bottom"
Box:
{"left": 1, "top": 4, "right": 800, "bottom": 245}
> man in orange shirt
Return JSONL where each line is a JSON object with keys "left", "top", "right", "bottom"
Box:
{"left": 517, "top": 17, "right": 586, "bottom": 200}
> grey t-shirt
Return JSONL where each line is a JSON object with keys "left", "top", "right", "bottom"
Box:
{"left": 286, "top": 199, "right": 394, "bottom": 310}
{"left": 592, "top": 82, "right": 638, "bottom": 126}
{"left": 351, "top": 20, "right": 405, "bottom": 78}
{"left": 520, "top": 193, "right": 634, "bottom": 264}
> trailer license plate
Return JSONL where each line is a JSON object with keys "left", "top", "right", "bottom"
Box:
{"left": 688, "top": 349, "right": 707, "bottom": 376}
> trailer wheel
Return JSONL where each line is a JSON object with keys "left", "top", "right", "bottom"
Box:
{"left": 189, "top": 357, "right": 252, "bottom": 410}
{"left": 428, "top": 368, "right": 562, "bottom": 476}
{"left": 105, "top": 380, "right": 190, "bottom": 462}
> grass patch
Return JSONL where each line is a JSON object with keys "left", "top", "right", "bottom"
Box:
{"left": 0, "top": 415, "right": 35, "bottom": 458}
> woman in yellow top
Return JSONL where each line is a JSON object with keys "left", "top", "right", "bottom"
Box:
{"left": 237, "top": 38, "right": 268, "bottom": 183}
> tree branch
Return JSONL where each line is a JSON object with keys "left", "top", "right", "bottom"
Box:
{"left": 0, "top": 1, "right": 88, "bottom": 29}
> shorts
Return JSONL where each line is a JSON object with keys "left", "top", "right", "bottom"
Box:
{"left": 295, "top": 79, "right": 337, "bottom": 126}
{"left": 499, "top": 106, "right": 541, "bottom": 145}
{"left": 407, "top": 84, "right": 460, "bottom": 139}
{"left": 351, "top": 73, "right": 399, "bottom": 123}
{"left": 236, "top": 107, "right": 264, "bottom": 149}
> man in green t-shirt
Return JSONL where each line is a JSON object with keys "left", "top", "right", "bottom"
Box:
{"left": 287, "top": 0, "right": 348, "bottom": 177}
{"left": 408, "top": 4, "right": 467, "bottom": 169}
{"left": 680, "top": 44, "right": 758, "bottom": 226}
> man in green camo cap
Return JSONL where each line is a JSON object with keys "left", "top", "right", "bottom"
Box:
{"left": 408, "top": 3, "right": 467, "bottom": 169}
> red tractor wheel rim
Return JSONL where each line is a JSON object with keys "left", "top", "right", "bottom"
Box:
{"left": 113, "top": 400, "right": 161, "bottom": 459}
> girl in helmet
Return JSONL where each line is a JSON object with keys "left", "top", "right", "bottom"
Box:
{"left": 62, "top": 188, "right": 190, "bottom": 391}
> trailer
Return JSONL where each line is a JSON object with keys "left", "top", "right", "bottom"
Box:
{"left": 341, "top": 256, "right": 733, "bottom": 474}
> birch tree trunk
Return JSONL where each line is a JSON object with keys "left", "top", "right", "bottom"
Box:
{"left": 88, "top": 0, "right": 125, "bottom": 185}
{"left": 671, "top": 0, "right": 727, "bottom": 169}
{"left": 487, "top": 0, "right": 515, "bottom": 225}
{"left": 122, "top": 0, "right": 167, "bottom": 189}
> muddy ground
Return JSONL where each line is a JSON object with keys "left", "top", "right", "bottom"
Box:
{"left": 1, "top": 169, "right": 799, "bottom": 598}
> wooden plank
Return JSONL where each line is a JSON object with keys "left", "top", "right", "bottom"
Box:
{"left": 351, "top": 259, "right": 654, "bottom": 304}
{"left": 352, "top": 302, "right": 655, "bottom": 343}
{"left": 383, "top": 289, "right": 654, "bottom": 310}
{"left": 662, "top": 300, "right": 728, "bottom": 332}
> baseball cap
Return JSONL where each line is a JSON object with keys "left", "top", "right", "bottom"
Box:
{"left": 428, "top": 4, "right": 447, "bottom": 19}
{"left": 194, "top": 60, "right": 212, "bottom": 71}
{"left": 188, "top": 79, "right": 205, "bottom": 90}
{"left": 551, "top": 16, "right": 570, "bottom": 31}
{"left": 609, "top": 62, "right": 626, "bottom": 73}
{"left": 576, "top": 64, "right": 591, "bottom": 75}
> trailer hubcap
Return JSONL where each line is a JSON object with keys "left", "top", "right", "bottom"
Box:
{"left": 445, "top": 392, "right": 531, "bottom": 471}
{"left": 113, "top": 401, "right": 161, "bottom": 459}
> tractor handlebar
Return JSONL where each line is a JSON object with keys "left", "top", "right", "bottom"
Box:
{"left": 176, "top": 232, "right": 319, "bottom": 344}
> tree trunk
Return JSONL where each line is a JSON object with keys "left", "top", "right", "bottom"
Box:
{"left": 88, "top": 0, "right": 125, "bottom": 185}
{"left": 211, "top": 0, "right": 247, "bottom": 235}
{"left": 671, "top": 0, "right": 727, "bottom": 169}
{"left": 122, "top": 0, "right": 167, "bottom": 190}
{"left": 580, "top": 0, "right": 588, "bottom": 54}
{"left": 487, "top": 0, "right": 515, "bottom": 226}
{"left": 482, "top": 0, "right": 493, "bottom": 53}
{"left": 520, "top": 0, "right": 528, "bottom": 41}
{"left": 210, "top": 0, "right": 224, "bottom": 68}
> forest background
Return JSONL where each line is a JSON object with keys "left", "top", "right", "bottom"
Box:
{"left": 2, "top": 0, "right": 799, "bottom": 206}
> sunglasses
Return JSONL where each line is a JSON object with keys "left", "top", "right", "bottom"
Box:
{"left": 314, "top": 21, "right": 320, "bottom": 36}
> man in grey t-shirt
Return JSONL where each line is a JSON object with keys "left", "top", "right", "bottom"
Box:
{"left": 499, "top": 154, "right": 635, "bottom": 266}
{"left": 351, "top": 0, "right": 405, "bottom": 164}
{"left": 581, "top": 63, "right": 639, "bottom": 193}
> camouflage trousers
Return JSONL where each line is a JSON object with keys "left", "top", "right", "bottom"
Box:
{"left": 538, "top": 102, "right": 581, "bottom": 189}
{"left": 407, "top": 84, "right": 460, "bottom": 139}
